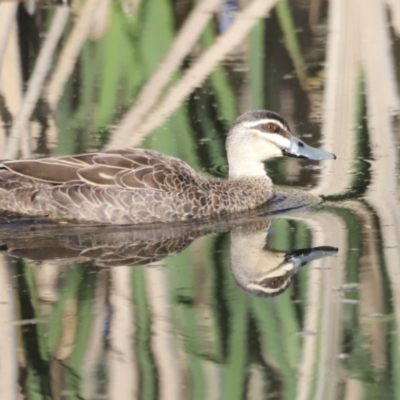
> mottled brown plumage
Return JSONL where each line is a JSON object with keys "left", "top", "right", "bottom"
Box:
{"left": 0, "top": 148, "right": 272, "bottom": 224}
{"left": 0, "top": 110, "right": 335, "bottom": 224}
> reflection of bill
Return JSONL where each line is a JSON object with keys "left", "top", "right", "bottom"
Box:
{"left": 230, "top": 222, "right": 337, "bottom": 297}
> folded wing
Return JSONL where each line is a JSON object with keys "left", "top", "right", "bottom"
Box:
{"left": 1, "top": 148, "right": 201, "bottom": 192}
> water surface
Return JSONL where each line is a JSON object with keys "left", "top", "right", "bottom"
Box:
{"left": 0, "top": 1, "right": 399, "bottom": 399}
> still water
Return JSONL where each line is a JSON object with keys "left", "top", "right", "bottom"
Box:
{"left": 0, "top": 0, "right": 400, "bottom": 399}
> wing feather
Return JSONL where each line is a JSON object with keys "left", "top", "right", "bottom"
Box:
{"left": 3, "top": 160, "right": 81, "bottom": 183}
{"left": 1, "top": 148, "right": 202, "bottom": 193}
{"left": 78, "top": 165, "right": 125, "bottom": 187}
{"left": 92, "top": 154, "right": 137, "bottom": 169}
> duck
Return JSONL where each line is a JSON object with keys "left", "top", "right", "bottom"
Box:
{"left": 0, "top": 110, "right": 335, "bottom": 225}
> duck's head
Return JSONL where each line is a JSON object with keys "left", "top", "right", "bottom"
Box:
{"left": 226, "top": 110, "right": 336, "bottom": 179}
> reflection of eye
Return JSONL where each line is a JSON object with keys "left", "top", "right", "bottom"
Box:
{"left": 269, "top": 278, "right": 281, "bottom": 288}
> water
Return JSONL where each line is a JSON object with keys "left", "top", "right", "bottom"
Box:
{"left": 0, "top": 1, "right": 400, "bottom": 399}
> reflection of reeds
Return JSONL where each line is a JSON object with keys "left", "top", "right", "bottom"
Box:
{"left": 275, "top": 0, "right": 308, "bottom": 89}
{"left": 294, "top": 212, "right": 346, "bottom": 400}
{"left": 46, "top": 0, "right": 106, "bottom": 111}
{"left": 109, "top": 0, "right": 279, "bottom": 148}
{"left": 386, "top": 0, "right": 400, "bottom": 36}
{"left": 0, "top": 3, "right": 17, "bottom": 74}
{"left": 312, "top": 0, "right": 359, "bottom": 196}
{"left": 108, "top": 267, "right": 138, "bottom": 399}
{"left": 90, "top": 0, "right": 111, "bottom": 40}
{"left": 313, "top": 0, "right": 400, "bottom": 377}
{"left": 0, "top": 255, "right": 18, "bottom": 400}
{"left": 145, "top": 265, "right": 184, "bottom": 399}
{"left": 3, "top": 6, "right": 70, "bottom": 159}
{"left": 81, "top": 270, "right": 108, "bottom": 399}
{"left": 0, "top": 17, "right": 23, "bottom": 153}
{"left": 313, "top": 214, "right": 345, "bottom": 399}
{"left": 359, "top": 0, "right": 400, "bottom": 366}
{"left": 344, "top": 379, "right": 364, "bottom": 399}
{"left": 341, "top": 201, "right": 387, "bottom": 369}
{"left": 107, "top": 0, "right": 221, "bottom": 148}
{"left": 2, "top": 0, "right": 400, "bottom": 397}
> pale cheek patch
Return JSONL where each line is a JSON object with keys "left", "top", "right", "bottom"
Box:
{"left": 264, "top": 133, "right": 291, "bottom": 149}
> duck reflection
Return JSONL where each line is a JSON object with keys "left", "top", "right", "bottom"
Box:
{"left": 0, "top": 216, "right": 337, "bottom": 298}
{"left": 230, "top": 222, "right": 337, "bottom": 297}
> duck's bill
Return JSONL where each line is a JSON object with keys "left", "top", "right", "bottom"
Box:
{"left": 285, "top": 246, "right": 338, "bottom": 270}
{"left": 283, "top": 137, "right": 336, "bottom": 160}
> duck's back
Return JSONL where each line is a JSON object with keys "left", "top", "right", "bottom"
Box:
{"left": 0, "top": 149, "right": 272, "bottom": 224}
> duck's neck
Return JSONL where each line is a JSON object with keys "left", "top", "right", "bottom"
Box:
{"left": 226, "top": 132, "right": 277, "bottom": 180}
{"left": 228, "top": 160, "right": 267, "bottom": 180}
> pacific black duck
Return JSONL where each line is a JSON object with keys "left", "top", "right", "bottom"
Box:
{"left": 0, "top": 110, "right": 335, "bottom": 224}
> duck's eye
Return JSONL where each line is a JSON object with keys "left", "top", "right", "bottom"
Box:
{"left": 269, "top": 278, "right": 282, "bottom": 288}
{"left": 266, "top": 123, "right": 279, "bottom": 133}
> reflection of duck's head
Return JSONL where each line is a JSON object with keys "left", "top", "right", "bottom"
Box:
{"left": 230, "top": 224, "right": 337, "bottom": 297}
{"left": 226, "top": 110, "right": 336, "bottom": 179}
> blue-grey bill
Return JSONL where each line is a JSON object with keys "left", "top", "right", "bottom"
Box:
{"left": 285, "top": 246, "right": 338, "bottom": 270}
{"left": 283, "top": 136, "right": 336, "bottom": 160}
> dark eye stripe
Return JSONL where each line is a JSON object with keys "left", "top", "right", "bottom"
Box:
{"left": 256, "top": 123, "right": 291, "bottom": 139}
{"left": 258, "top": 270, "right": 294, "bottom": 288}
